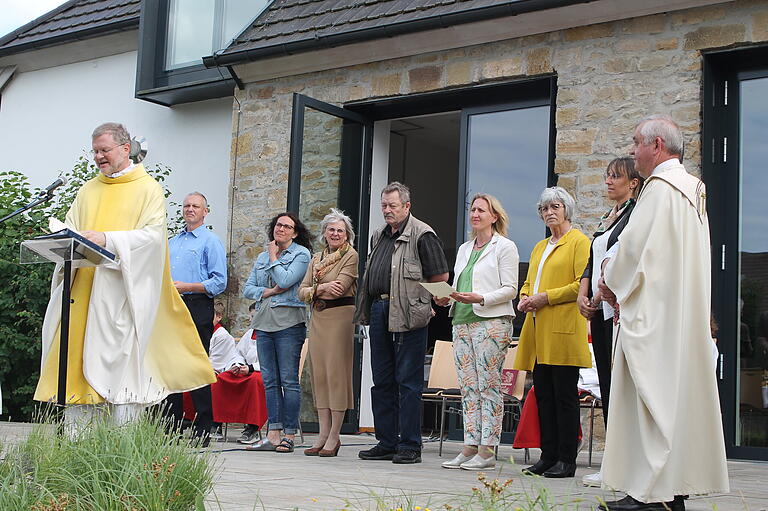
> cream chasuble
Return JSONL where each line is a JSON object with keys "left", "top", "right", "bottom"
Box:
{"left": 35, "top": 165, "right": 216, "bottom": 405}
{"left": 602, "top": 161, "right": 729, "bottom": 502}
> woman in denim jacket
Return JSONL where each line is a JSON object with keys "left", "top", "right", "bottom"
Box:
{"left": 243, "top": 212, "right": 312, "bottom": 453}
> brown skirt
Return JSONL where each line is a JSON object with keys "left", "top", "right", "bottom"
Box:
{"left": 307, "top": 304, "right": 355, "bottom": 411}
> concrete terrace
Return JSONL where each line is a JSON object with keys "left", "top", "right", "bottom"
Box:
{"left": 205, "top": 429, "right": 765, "bottom": 511}
{"left": 2, "top": 422, "right": 766, "bottom": 510}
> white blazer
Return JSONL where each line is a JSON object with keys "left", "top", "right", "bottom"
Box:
{"left": 451, "top": 233, "right": 519, "bottom": 318}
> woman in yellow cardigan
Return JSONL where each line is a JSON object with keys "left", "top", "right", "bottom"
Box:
{"left": 514, "top": 186, "right": 591, "bottom": 478}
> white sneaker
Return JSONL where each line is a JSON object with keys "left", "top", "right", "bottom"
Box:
{"left": 460, "top": 454, "right": 496, "bottom": 471}
{"left": 582, "top": 471, "right": 602, "bottom": 487}
{"left": 441, "top": 452, "right": 474, "bottom": 469}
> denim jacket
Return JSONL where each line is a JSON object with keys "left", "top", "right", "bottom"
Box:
{"left": 243, "top": 243, "right": 311, "bottom": 308}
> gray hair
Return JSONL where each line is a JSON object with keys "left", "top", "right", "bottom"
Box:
{"left": 185, "top": 191, "right": 208, "bottom": 208}
{"left": 381, "top": 181, "right": 411, "bottom": 204}
{"left": 320, "top": 208, "right": 356, "bottom": 247}
{"left": 637, "top": 115, "right": 684, "bottom": 157}
{"left": 537, "top": 186, "right": 576, "bottom": 221}
{"left": 91, "top": 122, "right": 131, "bottom": 145}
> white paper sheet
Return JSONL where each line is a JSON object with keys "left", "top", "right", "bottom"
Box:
{"left": 419, "top": 281, "right": 456, "bottom": 298}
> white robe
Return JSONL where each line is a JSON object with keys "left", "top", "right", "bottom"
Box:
{"left": 237, "top": 329, "right": 260, "bottom": 371}
{"left": 602, "top": 160, "right": 729, "bottom": 502}
{"left": 209, "top": 325, "right": 242, "bottom": 373}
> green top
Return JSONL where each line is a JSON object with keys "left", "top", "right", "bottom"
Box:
{"left": 452, "top": 244, "right": 499, "bottom": 326}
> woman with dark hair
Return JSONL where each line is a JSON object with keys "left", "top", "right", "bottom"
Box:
{"left": 243, "top": 212, "right": 312, "bottom": 453}
{"left": 577, "top": 157, "right": 643, "bottom": 487}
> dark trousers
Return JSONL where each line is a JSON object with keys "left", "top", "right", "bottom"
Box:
{"left": 533, "top": 363, "right": 580, "bottom": 464}
{"left": 369, "top": 299, "right": 427, "bottom": 452}
{"left": 164, "top": 294, "right": 214, "bottom": 439}
{"left": 590, "top": 316, "right": 614, "bottom": 427}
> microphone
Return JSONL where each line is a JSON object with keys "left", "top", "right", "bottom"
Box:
{"left": 42, "top": 176, "right": 68, "bottom": 195}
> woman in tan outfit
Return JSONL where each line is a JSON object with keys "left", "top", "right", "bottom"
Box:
{"left": 298, "top": 208, "right": 358, "bottom": 457}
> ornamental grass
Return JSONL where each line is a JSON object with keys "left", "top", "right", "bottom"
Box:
{"left": 0, "top": 409, "right": 214, "bottom": 510}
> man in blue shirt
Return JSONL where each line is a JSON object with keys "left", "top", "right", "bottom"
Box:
{"left": 164, "top": 191, "right": 227, "bottom": 446}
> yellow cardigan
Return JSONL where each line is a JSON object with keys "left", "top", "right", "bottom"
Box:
{"left": 513, "top": 228, "right": 591, "bottom": 370}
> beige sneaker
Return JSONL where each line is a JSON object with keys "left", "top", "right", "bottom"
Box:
{"left": 441, "top": 452, "right": 474, "bottom": 469}
{"left": 460, "top": 454, "right": 496, "bottom": 471}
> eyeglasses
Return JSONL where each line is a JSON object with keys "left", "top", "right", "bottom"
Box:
{"left": 90, "top": 144, "right": 126, "bottom": 156}
{"left": 538, "top": 203, "right": 563, "bottom": 212}
{"left": 275, "top": 222, "right": 295, "bottom": 231}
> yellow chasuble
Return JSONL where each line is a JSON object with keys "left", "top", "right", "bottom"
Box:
{"left": 35, "top": 165, "right": 216, "bottom": 405}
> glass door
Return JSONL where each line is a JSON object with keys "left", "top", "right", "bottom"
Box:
{"left": 287, "top": 94, "right": 372, "bottom": 433}
{"left": 736, "top": 76, "right": 768, "bottom": 451}
{"left": 704, "top": 47, "right": 768, "bottom": 460}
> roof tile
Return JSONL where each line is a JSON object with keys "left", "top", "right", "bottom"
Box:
{"left": 221, "top": 0, "right": 524, "bottom": 57}
{"left": 0, "top": 0, "right": 139, "bottom": 53}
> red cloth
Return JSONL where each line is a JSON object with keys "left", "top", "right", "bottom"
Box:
{"left": 512, "top": 386, "right": 583, "bottom": 448}
{"left": 513, "top": 386, "right": 541, "bottom": 448}
{"left": 183, "top": 370, "right": 268, "bottom": 425}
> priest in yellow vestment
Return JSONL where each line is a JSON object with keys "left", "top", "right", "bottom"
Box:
{"left": 598, "top": 116, "right": 729, "bottom": 511}
{"left": 35, "top": 123, "right": 215, "bottom": 423}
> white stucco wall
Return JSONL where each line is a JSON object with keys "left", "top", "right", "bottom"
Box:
{"left": 0, "top": 51, "right": 233, "bottom": 237}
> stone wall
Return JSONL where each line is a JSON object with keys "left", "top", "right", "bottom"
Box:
{"left": 225, "top": 0, "right": 768, "bottom": 328}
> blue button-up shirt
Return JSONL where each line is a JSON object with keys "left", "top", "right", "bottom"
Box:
{"left": 169, "top": 224, "right": 227, "bottom": 297}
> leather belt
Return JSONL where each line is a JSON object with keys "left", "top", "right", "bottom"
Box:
{"left": 313, "top": 296, "right": 355, "bottom": 311}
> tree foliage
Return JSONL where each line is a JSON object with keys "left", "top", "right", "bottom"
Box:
{"left": 0, "top": 156, "right": 177, "bottom": 420}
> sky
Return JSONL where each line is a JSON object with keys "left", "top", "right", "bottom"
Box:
{"left": 0, "top": 0, "right": 68, "bottom": 40}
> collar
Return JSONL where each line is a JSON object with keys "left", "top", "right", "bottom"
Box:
{"left": 384, "top": 214, "right": 410, "bottom": 238}
{"left": 104, "top": 162, "right": 136, "bottom": 179}
{"left": 280, "top": 241, "right": 301, "bottom": 254}
{"left": 213, "top": 323, "right": 222, "bottom": 333}
{"left": 548, "top": 227, "right": 575, "bottom": 248}
{"left": 97, "top": 163, "right": 146, "bottom": 184}
{"left": 184, "top": 224, "right": 208, "bottom": 237}
{"left": 651, "top": 158, "right": 680, "bottom": 176}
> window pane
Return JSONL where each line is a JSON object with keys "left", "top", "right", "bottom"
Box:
{"left": 222, "top": 0, "right": 268, "bottom": 45}
{"left": 298, "top": 107, "right": 344, "bottom": 235}
{"left": 166, "top": 0, "right": 215, "bottom": 69}
{"left": 465, "top": 106, "right": 551, "bottom": 261}
{"left": 737, "top": 76, "right": 768, "bottom": 448}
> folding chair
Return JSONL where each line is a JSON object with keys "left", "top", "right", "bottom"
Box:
{"left": 421, "top": 340, "right": 461, "bottom": 456}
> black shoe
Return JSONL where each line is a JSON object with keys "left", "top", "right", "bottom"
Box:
{"left": 522, "top": 458, "right": 557, "bottom": 475}
{"left": 543, "top": 461, "right": 577, "bottom": 478}
{"left": 599, "top": 495, "right": 685, "bottom": 511}
{"left": 392, "top": 449, "right": 421, "bottom": 464}
{"left": 358, "top": 444, "right": 396, "bottom": 460}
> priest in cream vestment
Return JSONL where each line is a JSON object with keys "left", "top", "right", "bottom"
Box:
{"left": 598, "top": 116, "right": 729, "bottom": 511}
{"left": 35, "top": 123, "right": 215, "bottom": 424}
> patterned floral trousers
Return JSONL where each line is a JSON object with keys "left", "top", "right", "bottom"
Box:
{"left": 452, "top": 317, "right": 513, "bottom": 446}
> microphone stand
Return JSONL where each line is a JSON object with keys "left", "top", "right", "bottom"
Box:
{"left": 0, "top": 191, "right": 55, "bottom": 224}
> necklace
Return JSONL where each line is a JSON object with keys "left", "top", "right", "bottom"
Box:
{"left": 474, "top": 236, "right": 491, "bottom": 249}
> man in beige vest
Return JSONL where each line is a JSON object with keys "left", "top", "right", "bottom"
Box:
{"left": 355, "top": 182, "right": 449, "bottom": 464}
{"left": 598, "top": 116, "right": 729, "bottom": 510}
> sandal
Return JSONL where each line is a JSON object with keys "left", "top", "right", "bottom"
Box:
{"left": 275, "top": 437, "right": 295, "bottom": 453}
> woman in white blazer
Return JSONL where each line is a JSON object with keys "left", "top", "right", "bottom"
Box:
{"left": 436, "top": 193, "right": 519, "bottom": 471}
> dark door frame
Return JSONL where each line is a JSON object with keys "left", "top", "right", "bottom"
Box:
{"left": 287, "top": 93, "right": 373, "bottom": 434}
{"left": 703, "top": 44, "right": 768, "bottom": 461}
